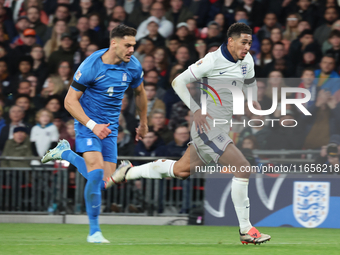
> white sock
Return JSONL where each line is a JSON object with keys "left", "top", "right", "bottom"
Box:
{"left": 126, "top": 160, "right": 176, "bottom": 180}
{"left": 231, "top": 177, "right": 252, "bottom": 234}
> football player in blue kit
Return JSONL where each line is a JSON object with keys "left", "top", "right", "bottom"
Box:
{"left": 42, "top": 25, "right": 148, "bottom": 243}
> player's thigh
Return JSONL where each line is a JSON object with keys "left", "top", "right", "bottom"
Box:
{"left": 103, "top": 161, "right": 117, "bottom": 179}
{"left": 83, "top": 151, "right": 105, "bottom": 172}
{"left": 218, "top": 143, "right": 252, "bottom": 178}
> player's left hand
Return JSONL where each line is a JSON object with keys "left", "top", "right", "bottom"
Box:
{"left": 135, "top": 123, "right": 148, "bottom": 141}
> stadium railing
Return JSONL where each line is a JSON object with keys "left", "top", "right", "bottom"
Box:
{"left": 0, "top": 149, "right": 321, "bottom": 215}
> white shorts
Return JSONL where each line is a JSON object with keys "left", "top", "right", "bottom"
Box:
{"left": 191, "top": 129, "right": 233, "bottom": 164}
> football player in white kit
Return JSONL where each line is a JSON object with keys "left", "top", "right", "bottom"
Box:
{"left": 110, "top": 23, "right": 271, "bottom": 245}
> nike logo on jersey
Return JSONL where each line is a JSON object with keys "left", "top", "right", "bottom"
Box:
{"left": 92, "top": 204, "right": 101, "bottom": 208}
{"left": 219, "top": 71, "right": 227, "bottom": 75}
{"left": 95, "top": 75, "right": 106, "bottom": 81}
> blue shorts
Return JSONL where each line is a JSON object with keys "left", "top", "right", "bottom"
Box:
{"left": 75, "top": 135, "right": 117, "bottom": 163}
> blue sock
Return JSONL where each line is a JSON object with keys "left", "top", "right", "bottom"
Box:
{"left": 85, "top": 169, "right": 104, "bottom": 235}
{"left": 61, "top": 150, "right": 106, "bottom": 190}
{"left": 62, "top": 150, "right": 88, "bottom": 179}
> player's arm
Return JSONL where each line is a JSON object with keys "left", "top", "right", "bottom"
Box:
{"left": 242, "top": 64, "right": 261, "bottom": 110}
{"left": 64, "top": 87, "right": 111, "bottom": 139}
{"left": 134, "top": 81, "right": 148, "bottom": 141}
{"left": 172, "top": 56, "right": 214, "bottom": 133}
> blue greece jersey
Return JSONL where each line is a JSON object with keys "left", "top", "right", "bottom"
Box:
{"left": 72, "top": 48, "right": 143, "bottom": 163}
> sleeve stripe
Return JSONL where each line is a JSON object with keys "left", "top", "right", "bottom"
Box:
{"left": 189, "top": 66, "right": 198, "bottom": 81}
{"left": 71, "top": 80, "right": 87, "bottom": 92}
{"left": 244, "top": 77, "right": 256, "bottom": 85}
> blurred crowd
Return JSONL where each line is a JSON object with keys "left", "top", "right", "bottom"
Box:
{"left": 0, "top": 0, "right": 340, "bottom": 172}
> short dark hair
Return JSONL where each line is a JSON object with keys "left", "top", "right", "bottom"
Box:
{"left": 299, "top": 29, "right": 313, "bottom": 39}
{"left": 144, "top": 82, "right": 157, "bottom": 89}
{"left": 329, "top": 29, "right": 340, "bottom": 39}
{"left": 15, "top": 93, "right": 31, "bottom": 102}
{"left": 110, "top": 24, "right": 137, "bottom": 40}
{"left": 227, "top": 23, "right": 252, "bottom": 39}
{"left": 56, "top": 3, "right": 69, "bottom": 11}
{"left": 302, "top": 67, "right": 315, "bottom": 74}
{"left": 273, "top": 41, "right": 284, "bottom": 48}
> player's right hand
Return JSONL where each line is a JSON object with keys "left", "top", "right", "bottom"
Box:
{"left": 193, "top": 110, "right": 213, "bottom": 134}
{"left": 93, "top": 123, "right": 111, "bottom": 139}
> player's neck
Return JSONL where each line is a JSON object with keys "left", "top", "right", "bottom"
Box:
{"left": 102, "top": 49, "right": 123, "bottom": 65}
{"left": 226, "top": 44, "right": 238, "bottom": 62}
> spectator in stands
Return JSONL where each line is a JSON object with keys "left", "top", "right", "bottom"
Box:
{"left": 166, "top": 35, "right": 180, "bottom": 63}
{"left": 41, "top": 75, "right": 65, "bottom": 99}
{"left": 205, "top": 21, "right": 224, "bottom": 46}
{"left": 0, "top": 105, "right": 29, "bottom": 152}
{"left": 314, "top": 7, "right": 338, "bottom": 46}
{"left": 73, "top": 34, "right": 90, "bottom": 66}
{"left": 314, "top": 134, "right": 340, "bottom": 173}
{"left": 65, "top": 119, "right": 75, "bottom": 150}
{"left": 325, "top": 30, "right": 340, "bottom": 69}
{"left": 111, "top": 6, "right": 130, "bottom": 26}
{"left": 76, "top": 0, "right": 97, "bottom": 19}
{"left": 88, "top": 13, "right": 106, "bottom": 45}
{"left": 214, "top": 13, "right": 226, "bottom": 34}
{"left": 266, "top": 70, "right": 286, "bottom": 102}
{"left": 283, "top": 13, "right": 301, "bottom": 41}
{"left": 117, "top": 125, "right": 135, "bottom": 156}
{"left": 101, "top": 18, "right": 121, "bottom": 48}
{"left": 48, "top": 4, "right": 77, "bottom": 27}
{"left": 11, "top": 16, "right": 31, "bottom": 48}
{"left": 44, "top": 20, "right": 69, "bottom": 58}
{"left": 302, "top": 89, "right": 340, "bottom": 149}
{"left": 261, "top": 42, "right": 286, "bottom": 77}
{"left": 257, "top": 13, "right": 282, "bottom": 42}
{"left": 0, "top": 60, "right": 12, "bottom": 99}
{"left": 30, "top": 108, "right": 59, "bottom": 158}
{"left": 168, "top": 100, "right": 189, "bottom": 131}
{"left": 315, "top": 55, "right": 340, "bottom": 94}
{"left": 270, "top": 28, "right": 290, "bottom": 53}
{"left": 27, "top": 6, "right": 47, "bottom": 40}
{"left": 16, "top": 80, "right": 31, "bottom": 96}
{"left": 136, "top": 2, "right": 174, "bottom": 41}
{"left": 0, "top": 4, "right": 16, "bottom": 42}
{"left": 52, "top": 112, "right": 68, "bottom": 141}
{"left": 265, "top": 110, "right": 305, "bottom": 150}
{"left": 1, "top": 127, "right": 32, "bottom": 167}
{"left": 186, "top": 18, "right": 199, "bottom": 38}
{"left": 140, "top": 17, "right": 165, "bottom": 47}
{"left": 237, "top": 114, "right": 270, "bottom": 149}
{"left": 100, "top": 0, "right": 117, "bottom": 27}
{"left": 296, "top": 68, "right": 317, "bottom": 107}
{"left": 121, "top": 93, "right": 137, "bottom": 137}
{"left": 166, "top": 125, "right": 190, "bottom": 156}
{"left": 57, "top": 61, "right": 72, "bottom": 88}
{"left": 10, "top": 58, "right": 32, "bottom": 94}
{"left": 165, "top": 0, "right": 193, "bottom": 29}
{"left": 13, "top": 29, "right": 37, "bottom": 67}
{"left": 241, "top": 0, "right": 264, "bottom": 28}
{"left": 173, "top": 45, "right": 190, "bottom": 68}
{"left": 321, "top": 19, "right": 340, "bottom": 54}
{"left": 291, "top": 0, "right": 318, "bottom": 30}
{"left": 30, "top": 45, "right": 48, "bottom": 92}
{"left": 85, "top": 43, "right": 99, "bottom": 57}
{"left": 209, "top": 0, "right": 239, "bottom": 28}
{"left": 194, "top": 39, "right": 207, "bottom": 60}
{"left": 134, "top": 37, "right": 155, "bottom": 63}
{"left": 133, "top": 129, "right": 166, "bottom": 164}
{"left": 256, "top": 80, "right": 271, "bottom": 111}
{"left": 240, "top": 135, "right": 258, "bottom": 150}
{"left": 20, "top": 0, "right": 49, "bottom": 25}
{"left": 128, "top": 0, "right": 153, "bottom": 29}
{"left": 295, "top": 44, "right": 319, "bottom": 77}
{"left": 14, "top": 94, "right": 35, "bottom": 126}
{"left": 142, "top": 55, "right": 156, "bottom": 73}
{"left": 153, "top": 47, "right": 169, "bottom": 81}
{"left": 150, "top": 109, "right": 173, "bottom": 144}
{"left": 255, "top": 38, "right": 273, "bottom": 70}
{"left": 26, "top": 75, "right": 39, "bottom": 98}
{"left": 73, "top": 16, "right": 95, "bottom": 44}
{"left": 143, "top": 83, "right": 165, "bottom": 125}
{"left": 176, "top": 22, "right": 195, "bottom": 46}
{"left": 48, "top": 33, "right": 75, "bottom": 74}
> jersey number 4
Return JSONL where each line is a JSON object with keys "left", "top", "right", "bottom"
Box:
{"left": 106, "top": 86, "right": 114, "bottom": 96}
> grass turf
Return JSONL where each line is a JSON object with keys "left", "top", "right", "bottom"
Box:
{"left": 0, "top": 224, "right": 339, "bottom": 255}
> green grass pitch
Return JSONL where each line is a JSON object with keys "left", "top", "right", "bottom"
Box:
{"left": 0, "top": 224, "right": 339, "bottom": 255}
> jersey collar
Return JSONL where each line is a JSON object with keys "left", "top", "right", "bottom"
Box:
{"left": 221, "top": 43, "right": 237, "bottom": 63}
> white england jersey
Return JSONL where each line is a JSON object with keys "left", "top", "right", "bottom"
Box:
{"left": 188, "top": 44, "right": 255, "bottom": 140}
